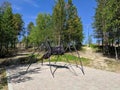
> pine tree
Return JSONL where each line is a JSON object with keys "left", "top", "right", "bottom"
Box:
{"left": 28, "top": 0, "right": 83, "bottom": 49}
{"left": 0, "top": 1, "right": 24, "bottom": 57}
{"left": 27, "top": 22, "right": 34, "bottom": 35}
{"left": 12, "top": 13, "right": 24, "bottom": 48}
{"left": 65, "top": 0, "right": 83, "bottom": 47}
{"left": 93, "top": 0, "right": 120, "bottom": 58}
{"left": 52, "top": 0, "right": 66, "bottom": 45}
{"left": 28, "top": 14, "right": 52, "bottom": 46}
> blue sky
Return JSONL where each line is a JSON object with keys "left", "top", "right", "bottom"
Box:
{"left": 0, "top": 0, "right": 97, "bottom": 44}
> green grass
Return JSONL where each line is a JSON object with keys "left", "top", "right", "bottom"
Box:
{"left": 38, "top": 54, "right": 91, "bottom": 66}
{"left": 89, "top": 44, "right": 98, "bottom": 49}
{"left": 89, "top": 44, "right": 101, "bottom": 52}
{"left": 0, "top": 67, "right": 8, "bottom": 90}
{"left": 80, "top": 46, "right": 86, "bottom": 52}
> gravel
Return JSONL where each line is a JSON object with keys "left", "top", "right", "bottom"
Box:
{"left": 6, "top": 62, "right": 120, "bottom": 90}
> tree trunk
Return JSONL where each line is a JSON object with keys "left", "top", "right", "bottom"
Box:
{"left": 13, "top": 39, "right": 16, "bottom": 49}
{"left": 115, "top": 46, "right": 118, "bottom": 60}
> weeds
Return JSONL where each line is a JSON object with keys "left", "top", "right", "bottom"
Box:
{"left": 0, "top": 67, "right": 8, "bottom": 90}
{"left": 104, "top": 59, "right": 120, "bottom": 72}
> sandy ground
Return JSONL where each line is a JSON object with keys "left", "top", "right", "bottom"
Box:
{"left": 6, "top": 62, "right": 120, "bottom": 90}
{"left": 76, "top": 47, "right": 120, "bottom": 72}
{"left": 79, "top": 47, "right": 110, "bottom": 67}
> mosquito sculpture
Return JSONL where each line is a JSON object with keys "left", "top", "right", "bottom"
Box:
{"left": 26, "top": 38, "right": 85, "bottom": 77}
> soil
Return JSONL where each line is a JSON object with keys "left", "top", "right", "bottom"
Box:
{"left": 78, "top": 46, "right": 120, "bottom": 73}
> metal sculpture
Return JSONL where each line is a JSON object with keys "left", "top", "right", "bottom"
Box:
{"left": 26, "top": 38, "right": 85, "bottom": 77}
{"left": 25, "top": 0, "right": 85, "bottom": 77}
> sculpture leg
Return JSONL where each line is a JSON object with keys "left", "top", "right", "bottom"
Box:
{"left": 41, "top": 59, "right": 43, "bottom": 66}
{"left": 54, "top": 55, "right": 59, "bottom": 64}
{"left": 64, "top": 54, "right": 78, "bottom": 76}
{"left": 26, "top": 55, "right": 35, "bottom": 72}
{"left": 51, "top": 55, "right": 60, "bottom": 77}
{"left": 72, "top": 45, "right": 85, "bottom": 75}
{"left": 26, "top": 44, "right": 42, "bottom": 72}
{"left": 48, "top": 57, "right": 54, "bottom": 78}
{"left": 68, "top": 45, "right": 78, "bottom": 67}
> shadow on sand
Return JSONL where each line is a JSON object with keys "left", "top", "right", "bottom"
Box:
{"left": 7, "top": 65, "right": 41, "bottom": 83}
{"left": 46, "top": 64, "right": 69, "bottom": 69}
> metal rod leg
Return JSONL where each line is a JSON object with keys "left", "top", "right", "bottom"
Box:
{"left": 64, "top": 54, "right": 78, "bottom": 76}
{"left": 54, "top": 55, "right": 59, "bottom": 64}
{"left": 52, "top": 55, "right": 60, "bottom": 77}
{"left": 68, "top": 45, "right": 78, "bottom": 67}
{"left": 26, "top": 56, "right": 34, "bottom": 72}
{"left": 73, "top": 45, "right": 85, "bottom": 75}
{"left": 41, "top": 59, "right": 43, "bottom": 66}
{"left": 48, "top": 58, "right": 54, "bottom": 78}
{"left": 26, "top": 44, "right": 42, "bottom": 72}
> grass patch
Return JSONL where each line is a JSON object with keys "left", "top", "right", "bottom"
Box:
{"left": 0, "top": 67, "right": 8, "bottom": 90}
{"left": 38, "top": 54, "right": 91, "bottom": 66}
{"left": 89, "top": 44, "right": 100, "bottom": 51}
{"left": 104, "top": 59, "right": 120, "bottom": 72}
{"left": 80, "top": 46, "right": 86, "bottom": 52}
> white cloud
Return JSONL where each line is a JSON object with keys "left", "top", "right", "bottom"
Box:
{"left": 23, "top": 0, "right": 39, "bottom": 8}
{"left": 27, "top": 16, "right": 36, "bottom": 19}
{"left": 12, "top": 5, "right": 22, "bottom": 11}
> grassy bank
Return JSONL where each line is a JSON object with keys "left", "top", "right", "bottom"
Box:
{"left": 0, "top": 67, "right": 8, "bottom": 90}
